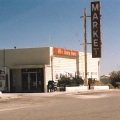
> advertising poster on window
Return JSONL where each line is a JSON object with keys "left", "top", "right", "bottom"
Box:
{"left": 0, "top": 67, "right": 6, "bottom": 81}
{"left": 55, "top": 71, "right": 75, "bottom": 80}
{"left": 91, "top": 72, "right": 97, "bottom": 78}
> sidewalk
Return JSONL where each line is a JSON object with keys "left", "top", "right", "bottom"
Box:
{"left": 0, "top": 91, "right": 22, "bottom": 100}
{"left": 0, "top": 89, "right": 119, "bottom": 100}
{"left": 0, "top": 91, "right": 67, "bottom": 100}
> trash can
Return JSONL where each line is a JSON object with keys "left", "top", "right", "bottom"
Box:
{"left": 48, "top": 80, "right": 55, "bottom": 92}
{"left": 59, "top": 84, "right": 66, "bottom": 91}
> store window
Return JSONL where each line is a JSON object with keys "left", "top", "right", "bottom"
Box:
{"left": 0, "top": 81, "right": 2, "bottom": 87}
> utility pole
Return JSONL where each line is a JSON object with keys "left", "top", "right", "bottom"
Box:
{"left": 80, "top": 8, "right": 91, "bottom": 86}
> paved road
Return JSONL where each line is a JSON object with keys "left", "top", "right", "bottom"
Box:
{"left": 0, "top": 90, "right": 120, "bottom": 120}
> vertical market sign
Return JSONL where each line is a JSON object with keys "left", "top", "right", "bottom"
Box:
{"left": 91, "top": 1, "right": 101, "bottom": 58}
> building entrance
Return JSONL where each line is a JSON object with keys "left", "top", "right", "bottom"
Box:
{"left": 22, "top": 68, "right": 44, "bottom": 93}
{"left": 22, "top": 73, "right": 37, "bottom": 91}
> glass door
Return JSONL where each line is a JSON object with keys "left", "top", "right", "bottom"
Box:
{"left": 30, "top": 73, "right": 37, "bottom": 91}
{"left": 22, "top": 73, "right": 28, "bottom": 91}
{"left": 21, "top": 68, "right": 44, "bottom": 92}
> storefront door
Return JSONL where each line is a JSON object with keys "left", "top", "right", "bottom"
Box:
{"left": 22, "top": 73, "right": 37, "bottom": 92}
{"left": 29, "top": 73, "right": 37, "bottom": 91}
{"left": 22, "top": 73, "right": 29, "bottom": 91}
{"left": 22, "top": 68, "right": 44, "bottom": 93}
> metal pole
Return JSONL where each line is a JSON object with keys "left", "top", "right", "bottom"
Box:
{"left": 3, "top": 48, "right": 5, "bottom": 67}
{"left": 51, "top": 55, "right": 54, "bottom": 80}
{"left": 98, "top": 61, "right": 100, "bottom": 81}
{"left": 84, "top": 8, "right": 87, "bottom": 86}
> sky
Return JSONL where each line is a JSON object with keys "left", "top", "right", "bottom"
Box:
{"left": 0, "top": 0, "right": 120, "bottom": 76}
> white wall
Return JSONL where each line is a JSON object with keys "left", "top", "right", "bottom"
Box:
{"left": 79, "top": 52, "right": 100, "bottom": 80}
{"left": 50, "top": 48, "right": 100, "bottom": 81}
{"left": 44, "top": 65, "right": 52, "bottom": 92}
{"left": 53, "top": 56, "right": 77, "bottom": 80}
{"left": 50, "top": 47, "right": 77, "bottom": 81}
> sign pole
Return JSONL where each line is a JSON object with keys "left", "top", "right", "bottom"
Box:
{"left": 80, "top": 1, "right": 101, "bottom": 84}
{"left": 84, "top": 8, "right": 87, "bottom": 86}
{"left": 80, "top": 9, "right": 90, "bottom": 86}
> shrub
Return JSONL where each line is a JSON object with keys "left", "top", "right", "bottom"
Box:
{"left": 107, "top": 83, "right": 115, "bottom": 89}
{"left": 109, "top": 71, "right": 120, "bottom": 88}
{"left": 72, "top": 76, "right": 84, "bottom": 86}
{"left": 57, "top": 76, "right": 84, "bottom": 87}
{"left": 57, "top": 77, "right": 71, "bottom": 86}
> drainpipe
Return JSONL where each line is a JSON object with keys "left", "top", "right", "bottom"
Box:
{"left": 51, "top": 55, "right": 54, "bottom": 80}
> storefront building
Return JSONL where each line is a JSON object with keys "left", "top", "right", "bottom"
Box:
{"left": 0, "top": 47, "right": 100, "bottom": 93}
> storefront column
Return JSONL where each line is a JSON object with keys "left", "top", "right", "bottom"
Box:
{"left": 44, "top": 65, "right": 47, "bottom": 93}
{"left": 7, "top": 68, "right": 10, "bottom": 92}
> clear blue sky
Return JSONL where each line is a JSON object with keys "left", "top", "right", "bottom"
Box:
{"left": 0, "top": 0, "right": 120, "bottom": 75}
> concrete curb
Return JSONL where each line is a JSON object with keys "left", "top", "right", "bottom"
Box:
{"left": 0, "top": 89, "right": 119, "bottom": 100}
{"left": 0, "top": 93, "right": 21, "bottom": 100}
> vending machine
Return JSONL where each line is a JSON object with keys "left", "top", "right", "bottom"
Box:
{"left": 0, "top": 67, "right": 6, "bottom": 92}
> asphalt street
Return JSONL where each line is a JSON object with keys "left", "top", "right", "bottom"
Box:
{"left": 0, "top": 90, "right": 120, "bottom": 120}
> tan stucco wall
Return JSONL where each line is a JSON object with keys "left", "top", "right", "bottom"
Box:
{"left": 12, "top": 69, "right": 22, "bottom": 92}
{"left": 0, "top": 50, "right": 4, "bottom": 66}
{"left": 0, "top": 47, "right": 50, "bottom": 67}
